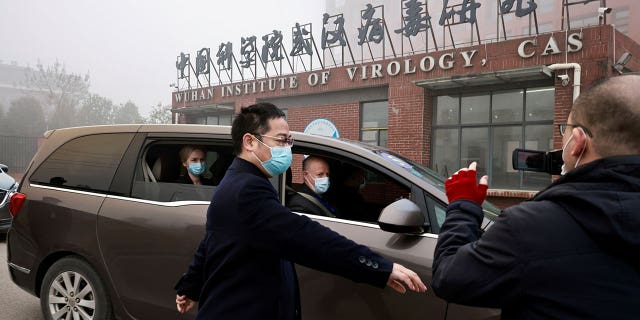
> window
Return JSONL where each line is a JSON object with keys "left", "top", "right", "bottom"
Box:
{"left": 198, "top": 110, "right": 234, "bottom": 125}
{"left": 286, "top": 151, "right": 411, "bottom": 224}
{"left": 432, "top": 87, "right": 554, "bottom": 190}
{"left": 131, "top": 142, "right": 234, "bottom": 202}
{"left": 360, "top": 101, "right": 388, "bottom": 147}
{"left": 204, "top": 114, "right": 232, "bottom": 125}
{"left": 30, "top": 133, "right": 134, "bottom": 193}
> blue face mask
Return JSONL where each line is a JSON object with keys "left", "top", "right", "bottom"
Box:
{"left": 253, "top": 138, "right": 292, "bottom": 177}
{"left": 188, "top": 162, "right": 206, "bottom": 176}
{"left": 310, "top": 176, "right": 330, "bottom": 194}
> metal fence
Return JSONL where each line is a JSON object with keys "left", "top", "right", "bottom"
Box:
{"left": 0, "top": 135, "right": 39, "bottom": 174}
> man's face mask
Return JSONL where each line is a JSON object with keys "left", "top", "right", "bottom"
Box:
{"left": 188, "top": 162, "right": 206, "bottom": 176}
{"left": 252, "top": 136, "right": 292, "bottom": 177}
{"left": 307, "top": 175, "right": 330, "bottom": 195}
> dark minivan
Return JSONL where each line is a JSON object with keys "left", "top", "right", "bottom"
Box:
{"left": 7, "top": 124, "right": 500, "bottom": 320}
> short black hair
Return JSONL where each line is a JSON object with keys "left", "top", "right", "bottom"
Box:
{"left": 572, "top": 74, "right": 640, "bottom": 156}
{"left": 231, "top": 102, "right": 286, "bottom": 155}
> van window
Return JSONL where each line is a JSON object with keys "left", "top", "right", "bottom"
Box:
{"left": 286, "top": 152, "right": 411, "bottom": 223}
{"left": 30, "top": 133, "right": 134, "bottom": 193}
{"left": 131, "top": 143, "right": 234, "bottom": 202}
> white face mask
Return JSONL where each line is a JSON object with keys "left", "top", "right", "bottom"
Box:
{"left": 560, "top": 128, "right": 586, "bottom": 175}
{"left": 305, "top": 175, "right": 330, "bottom": 195}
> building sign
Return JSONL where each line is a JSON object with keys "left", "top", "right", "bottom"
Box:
{"left": 173, "top": 31, "right": 581, "bottom": 102}
{"left": 304, "top": 118, "right": 340, "bottom": 138}
{"left": 178, "top": 32, "right": 580, "bottom": 99}
{"left": 172, "top": 0, "right": 555, "bottom": 90}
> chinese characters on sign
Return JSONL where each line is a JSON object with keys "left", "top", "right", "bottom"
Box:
{"left": 176, "top": 52, "right": 190, "bottom": 80}
{"left": 240, "top": 36, "right": 257, "bottom": 69}
{"left": 216, "top": 42, "right": 233, "bottom": 71}
{"left": 175, "top": 0, "right": 549, "bottom": 89}
{"left": 195, "top": 48, "right": 210, "bottom": 77}
{"left": 261, "top": 30, "right": 285, "bottom": 63}
{"left": 500, "top": 0, "right": 537, "bottom": 17}
{"left": 170, "top": 31, "right": 583, "bottom": 103}
{"left": 291, "top": 23, "right": 313, "bottom": 56}
{"left": 396, "top": 0, "right": 431, "bottom": 37}
{"left": 322, "top": 13, "right": 347, "bottom": 49}
{"left": 358, "top": 4, "right": 385, "bottom": 45}
{"left": 439, "top": 0, "right": 482, "bottom": 25}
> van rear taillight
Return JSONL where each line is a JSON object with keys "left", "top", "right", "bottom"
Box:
{"left": 9, "top": 193, "right": 26, "bottom": 218}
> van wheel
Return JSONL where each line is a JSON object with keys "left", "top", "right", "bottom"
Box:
{"left": 40, "top": 257, "right": 112, "bottom": 320}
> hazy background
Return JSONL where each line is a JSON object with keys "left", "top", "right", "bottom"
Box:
{"left": 0, "top": 0, "right": 326, "bottom": 116}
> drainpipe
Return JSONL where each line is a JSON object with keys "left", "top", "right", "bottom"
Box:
{"left": 547, "top": 63, "right": 582, "bottom": 102}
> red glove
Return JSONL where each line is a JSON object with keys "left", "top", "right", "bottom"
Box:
{"left": 445, "top": 169, "right": 488, "bottom": 205}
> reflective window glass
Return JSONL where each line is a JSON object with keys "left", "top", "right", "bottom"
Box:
{"left": 526, "top": 87, "right": 554, "bottom": 121}
{"left": 461, "top": 94, "right": 490, "bottom": 124}
{"left": 432, "top": 128, "right": 459, "bottom": 177}
{"left": 491, "top": 126, "right": 522, "bottom": 189}
{"left": 30, "top": 133, "right": 134, "bottom": 193}
{"left": 435, "top": 95, "right": 459, "bottom": 125}
{"left": 432, "top": 86, "right": 554, "bottom": 190}
{"left": 361, "top": 101, "right": 388, "bottom": 147}
{"left": 492, "top": 90, "right": 523, "bottom": 123}
{"left": 461, "top": 127, "right": 489, "bottom": 177}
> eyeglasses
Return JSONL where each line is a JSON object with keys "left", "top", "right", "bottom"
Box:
{"left": 558, "top": 123, "right": 593, "bottom": 138}
{"left": 255, "top": 134, "right": 294, "bottom": 147}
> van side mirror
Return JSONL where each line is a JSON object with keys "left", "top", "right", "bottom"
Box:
{"left": 378, "top": 199, "right": 427, "bottom": 235}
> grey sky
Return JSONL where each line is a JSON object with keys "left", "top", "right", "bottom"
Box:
{"left": 0, "top": 0, "right": 325, "bottom": 116}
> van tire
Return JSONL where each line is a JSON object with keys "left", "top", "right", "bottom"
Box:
{"left": 40, "top": 256, "right": 113, "bottom": 320}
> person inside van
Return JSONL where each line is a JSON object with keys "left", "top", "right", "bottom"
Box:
{"left": 176, "top": 145, "right": 213, "bottom": 186}
{"left": 332, "top": 163, "right": 370, "bottom": 221}
{"left": 286, "top": 156, "right": 336, "bottom": 217}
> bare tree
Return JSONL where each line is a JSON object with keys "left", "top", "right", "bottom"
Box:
{"left": 24, "top": 60, "right": 90, "bottom": 129}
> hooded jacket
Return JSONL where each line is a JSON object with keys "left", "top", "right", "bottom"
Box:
{"left": 432, "top": 155, "right": 640, "bottom": 319}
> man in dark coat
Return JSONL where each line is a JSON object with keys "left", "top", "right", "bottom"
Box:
{"left": 286, "top": 156, "right": 337, "bottom": 217}
{"left": 432, "top": 75, "right": 640, "bottom": 319}
{"left": 175, "top": 102, "right": 426, "bottom": 320}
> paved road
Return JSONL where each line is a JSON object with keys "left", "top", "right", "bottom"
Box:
{"left": 0, "top": 234, "right": 44, "bottom": 320}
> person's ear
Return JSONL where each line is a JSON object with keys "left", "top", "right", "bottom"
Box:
{"left": 570, "top": 127, "right": 588, "bottom": 156}
{"left": 242, "top": 133, "right": 257, "bottom": 152}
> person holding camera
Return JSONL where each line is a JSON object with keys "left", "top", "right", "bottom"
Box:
{"left": 432, "top": 75, "right": 640, "bottom": 319}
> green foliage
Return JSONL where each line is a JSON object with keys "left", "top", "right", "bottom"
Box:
{"left": 146, "top": 103, "right": 172, "bottom": 124}
{"left": 4, "top": 96, "right": 47, "bottom": 137}
{"left": 113, "top": 100, "right": 144, "bottom": 124}
{"left": 77, "top": 94, "right": 115, "bottom": 126}
{"left": 48, "top": 97, "right": 78, "bottom": 129}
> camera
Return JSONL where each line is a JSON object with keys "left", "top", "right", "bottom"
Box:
{"left": 512, "top": 148, "right": 563, "bottom": 175}
{"left": 557, "top": 74, "right": 570, "bottom": 87}
{"left": 598, "top": 7, "right": 612, "bottom": 15}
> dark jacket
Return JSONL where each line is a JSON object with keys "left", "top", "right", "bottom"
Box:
{"left": 175, "top": 174, "right": 214, "bottom": 186}
{"left": 286, "top": 183, "right": 336, "bottom": 217}
{"left": 432, "top": 155, "right": 640, "bottom": 319}
{"left": 176, "top": 157, "right": 392, "bottom": 320}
